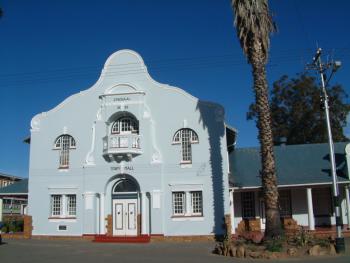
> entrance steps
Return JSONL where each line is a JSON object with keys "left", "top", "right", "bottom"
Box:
{"left": 93, "top": 234, "right": 150, "bottom": 243}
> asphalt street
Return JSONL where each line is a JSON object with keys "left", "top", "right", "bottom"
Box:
{"left": 1, "top": 238, "right": 350, "bottom": 263}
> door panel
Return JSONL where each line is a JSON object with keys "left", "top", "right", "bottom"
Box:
{"left": 127, "top": 203, "right": 136, "bottom": 231}
{"left": 113, "top": 199, "right": 137, "bottom": 236}
{"left": 115, "top": 203, "right": 123, "bottom": 230}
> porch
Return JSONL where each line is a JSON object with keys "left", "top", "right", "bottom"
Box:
{"left": 229, "top": 184, "right": 350, "bottom": 236}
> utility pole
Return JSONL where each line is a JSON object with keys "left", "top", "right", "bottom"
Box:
{"left": 307, "top": 48, "right": 345, "bottom": 253}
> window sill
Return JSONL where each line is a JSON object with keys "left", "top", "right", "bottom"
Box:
{"left": 180, "top": 162, "right": 192, "bottom": 168}
{"left": 171, "top": 215, "right": 204, "bottom": 221}
{"left": 58, "top": 167, "right": 69, "bottom": 172}
{"left": 48, "top": 217, "right": 77, "bottom": 222}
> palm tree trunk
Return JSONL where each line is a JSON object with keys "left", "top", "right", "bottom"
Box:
{"left": 251, "top": 41, "right": 283, "bottom": 239}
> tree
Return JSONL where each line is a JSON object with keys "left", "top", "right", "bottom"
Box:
{"left": 231, "top": 0, "right": 283, "bottom": 239}
{"left": 247, "top": 74, "right": 350, "bottom": 145}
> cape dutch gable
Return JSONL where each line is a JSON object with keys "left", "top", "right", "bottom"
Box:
{"left": 28, "top": 50, "right": 233, "bottom": 238}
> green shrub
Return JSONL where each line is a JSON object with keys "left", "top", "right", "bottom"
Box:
{"left": 265, "top": 238, "right": 284, "bottom": 252}
{"left": 1, "top": 219, "right": 24, "bottom": 233}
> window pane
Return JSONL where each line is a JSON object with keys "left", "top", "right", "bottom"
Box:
{"left": 60, "top": 135, "right": 70, "bottom": 168}
{"left": 51, "top": 195, "right": 62, "bottom": 216}
{"left": 191, "top": 191, "right": 202, "bottom": 215}
{"left": 67, "top": 195, "right": 77, "bottom": 216}
{"left": 173, "top": 192, "right": 185, "bottom": 215}
{"left": 70, "top": 137, "right": 76, "bottom": 147}
{"left": 241, "top": 192, "right": 255, "bottom": 219}
{"left": 191, "top": 131, "right": 198, "bottom": 142}
{"left": 181, "top": 129, "right": 192, "bottom": 162}
{"left": 173, "top": 131, "right": 180, "bottom": 143}
{"left": 55, "top": 137, "right": 62, "bottom": 148}
{"left": 121, "top": 118, "right": 131, "bottom": 132}
{"left": 111, "top": 121, "right": 119, "bottom": 134}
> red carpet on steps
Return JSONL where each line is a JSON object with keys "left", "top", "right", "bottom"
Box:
{"left": 93, "top": 235, "right": 151, "bottom": 243}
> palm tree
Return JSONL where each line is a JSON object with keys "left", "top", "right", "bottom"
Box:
{"left": 231, "top": 0, "right": 283, "bottom": 239}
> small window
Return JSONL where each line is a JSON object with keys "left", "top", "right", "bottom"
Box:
{"left": 241, "top": 192, "right": 255, "bottom": 219}
{"left": 172, "top": 192, "right": 185, "bottom": 216}
{"left": 54, "top": 135, "right": 76, "bottom": 168}
{"left": 172, "top": 128, "right": 199, "bottom": 163}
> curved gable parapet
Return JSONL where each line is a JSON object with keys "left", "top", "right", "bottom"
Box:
{"left": 101, "top": 49, "right": 199, "bottom": 102}
{"left": 102, "top": 49, "right": 147, "bottom": 78}
{"left": 29, "top": 50, "right": 225, "bottom": 126}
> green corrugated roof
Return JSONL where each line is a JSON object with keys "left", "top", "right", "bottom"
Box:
{"left": 230, "top": 142, "right": 350, "bottom": 188}
{"left": 0, "top": 178, "right": 28, "bottom": 194}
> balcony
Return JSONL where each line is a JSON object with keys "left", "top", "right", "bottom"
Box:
{"left": 103, "top": 133, "right": 142, "bottom": 158}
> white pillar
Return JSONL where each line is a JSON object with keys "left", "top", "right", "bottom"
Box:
{"left": 141, "top": 192, "right": 147, "bottom": 235}
{"left": 307, "top": 188, "right": 315, "bottom": 230}
{"left": 99, "top": 193, "right": 105, "bottom": 234}
{"left": 229, "top": 189, "right": 235, "bottom": 234}
{"left": 345, "top": 186, "right": 350, "bottom": 229}
{"left": 0, "top": 198, "right": 3, "bottom": 222}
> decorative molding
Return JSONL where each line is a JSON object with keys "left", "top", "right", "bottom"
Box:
{"left": 85, "top": 123, "right": 96, "bottom": 166}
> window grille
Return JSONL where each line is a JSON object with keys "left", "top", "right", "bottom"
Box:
{"left": 241, "top": 192, "right": 255, "bottom": 219}
{"left": 51, "top": 195, "right": 62, "bottom": 216}
{"left": 54, "top": 135, "right": 76, "bottom": 168}
{"left": 172, "top": 192, "right": 185, "bottom": 215}
{"left": 191, "top": 191, "right": 203, "bottom": 215}
{"left": 66, "top": 195, "right": 77, "bottom": 216}
{"left": 172, "top": 129, "right": 199, "bottom": 163}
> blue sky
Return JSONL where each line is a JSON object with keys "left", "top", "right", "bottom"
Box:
{"left": 0, "top": 0, "right": 349, "bottom": 178}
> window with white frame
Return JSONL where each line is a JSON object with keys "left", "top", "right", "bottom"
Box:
{"left": 54, "top": 135, "right": 76, "bottom": 168}
{"left": 241, "top": 192, "right": 255, "bottom": 219}
{"left": 279, "top": 190, "right": 292, "bottom": 218}
{"left": 51, "top": 195, "right": 62, "bottom": 216}
{"left": 172, "top": 192, "right": 185, "bottom": 216}
{"left": 50, "top": 194, "right": 77, "bottom": 218}
{"left": 172, "top": 128, "right": 199, "bottom": 163}
{"left": 172, "top": 190, "right": 203, "bottom": 217}
{"left": 191, "top": 191, "right": 203, "bottom": 215}
{"left": 66, "top": 195, "right": 77, "bottom": 216}
{"left": 111, "top": 116, "right": 139, "bottom": 134}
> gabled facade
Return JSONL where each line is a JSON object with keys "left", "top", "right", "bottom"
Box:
{"left": 28, "top": 50, "right": 233, "bottom": 237}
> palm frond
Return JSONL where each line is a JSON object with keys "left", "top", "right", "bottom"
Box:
{"left": 232, "top": 0, "right": 276, "bottom": 62}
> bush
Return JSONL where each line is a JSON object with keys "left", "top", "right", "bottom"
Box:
{"left": 0, "top": 219, "right": 24, "bottom": 233}
{"left": 265, "top": 237, "right": 284, "bottom": 252}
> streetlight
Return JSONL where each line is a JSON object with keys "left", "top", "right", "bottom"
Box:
{"left": 310, "top": 48, "right": 345, "bottom": 253}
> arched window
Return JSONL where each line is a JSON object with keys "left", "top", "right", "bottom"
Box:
{"left": 113, "top": 179, "right": 139, "bottom": 193}
{"left": 172, "top": 129, "right": 199, "bottom": 163}
{"left": 54, "top": 135, "right": 76, "bottom": 168}
{"left": 111, "top": 117, "right": 139, "bottom": 134}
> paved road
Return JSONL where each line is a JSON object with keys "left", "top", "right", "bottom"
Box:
{"left": 1, "top": 238, "right": 350, "bottom": 263}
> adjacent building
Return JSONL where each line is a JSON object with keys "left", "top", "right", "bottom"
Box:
{"left": 229, "top": 143, "right": 350, "bottom": 233}
{"left": 0, "top": 175, "right": 28, "bottom": 221}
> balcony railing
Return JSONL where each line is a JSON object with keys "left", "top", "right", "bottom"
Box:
{"left": 103, "top": 133, "right": 142, "bottom": 157}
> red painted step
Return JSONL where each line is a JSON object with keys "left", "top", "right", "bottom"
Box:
{"left": 93, "top": 235, "right": 150, "bottom": 243}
